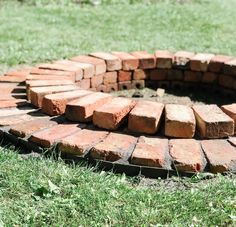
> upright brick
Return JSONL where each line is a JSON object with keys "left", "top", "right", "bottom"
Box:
{"left": 170, "top": 139, "right": 206, "bottom": 172}
{"left": 155, "top": 50, "right": 173, "bottom": 69}
{"left": 89, "top": 52, "right": 122, "bottom": 71}
{"left": 30, "top": 123, "right": 82, "bottom": 148}
{"left": 193, "top": 104, "right": 234, "bottom": 138}
{"left": 128, "top": 101, "right": 164, "bottom": 134}
{"left": 221, "top": 103, "right": 236, "bottom": 133}
{"left": 103, "top": 72, "right": 117, "bottom": 85}
{"left": 190, "top": 53, "right": 214, "bottom": 72}
{"left": 208, "top": 55, "right": 233, "bottom": 73}
{"left": 93, "top": 97, "right": 136, "bottom": 130}
{"left": 173, "top": 51, "right": 195, "bottom": 68}
{"left": 90, "top": 132, "right": 137, "bottom": 162}
{"left": 165, "top": 104, "right": 196, "bottom": 138}
{"left": 58, "top": 129, "right": 109, "bottom": 156}
{"left": 65, "top": 92, "right": 112, "bottom": 122}
{"left": 201, "top": 140, "right": 236, "bottom": 173}
{"left": 131, "top": 136, "right": 171, "bottom": 168}
{"left": 70, "top": 55, "right": 106, "bottom": 75}
{"left": 112, "top": 51, "right": 139, "bottom": 70}
{"left": 42, "top": 90, "right": 92, "bottom": 116}
{"left": 118, "top": 70, "right": 132, "bottom": 82}
{"left": 131, "top": 51, "right": 156, "bottom": 69}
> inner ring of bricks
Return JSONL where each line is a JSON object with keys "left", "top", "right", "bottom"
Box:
{"left": 0, "top": 50, "right": 236, "bottom": 176}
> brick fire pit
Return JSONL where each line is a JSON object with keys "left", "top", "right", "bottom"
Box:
{"left": 0, "top": 50, "right": 235, "bottom": 178}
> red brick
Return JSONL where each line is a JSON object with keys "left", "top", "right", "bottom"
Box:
{"left": 91, "top": 74, "right": 104, "bottom": 88}
{"left": 208, "top": 55, "right": 233, "bottom": 73}
{"left": 131, "top": 136, "right": 171, "bottom": 168}
{"left": 128, "top": 101, "right": 164, "bottom": 134}
{"left": 201, "top": 140, "right": 236, "bottom": 173}
{"left": 167, "top": 69, "right": 183, "bottom": 81}
{"left": 173, "top": 51, "right": 195, "bottom": 68}
{"left": 165, "top": 104, "right": 196, "bottom": 138}
{"left": 30, "top": 123, "right": 82, "bottom": 148}
{"left": 37, "top": 63, "right": 83, "bottom": 81}
{"left": 131, "top": 51, "right": 156, "bottom": 69}
{"left": 90, "top": 132, "right": 137, "bottom": 162}
{"left": 184, "top": 70, "right": 202, "bottom": 82}
{"left": 30, "top": 85, "right": 80, "bottom": 107}
{"left": 155, "top": 50, "right": 173, "bottom": 69}
{"left": 58, "top": 129, "right": 109, "bottom": 156}
{"left": 169, "top": 139, "right": 206, "bottom": 172}
{"left": 0, "top": 93, "right": 26, "bottom": 101}
{"left": 76, "top": 79, "right": 91, "bottom": 90}
{"left": 221, "top": 103, "right": 236, "bottom": 133}
{"left": 112, "top": 51, "right": 139, "bottom": 70}
{"left": 93, "top": 97, "right": 136, "bottom": 130}
{"left": 0, "top": 83, "right": 24, "bottom": 94}
{"left": 118, "top": 70, "right": 132, "bottom": 82}
{"left": 89, "top": 52, "right": 122, "bottom": 71}
{"left": 192, "top": 104, "right": 234, "bottom": 138}
{"left": 223, "top": 58, "right": 236, "bottom": 75}
{"left": 27, "top": 74, "right": 75, "bottom": 82}
{"left": 218, "top": 74, "right": 234, "bottom": 89}
{"left": 70, "top": 55, "right": 106, "bottom": 75}
{"left": 0, "top": 99, "right": 28, "bottom": 109}
{"left": 0, "top": 107, "right": 36, "bottom": 117}
{"left": 5, "top": 68, "right": 31, "bottom": 77}
{"left": 149, "top": 69, "right": 168, "bottom": 81}
{"left": 26, "top": 79, "right": 74, "bottom": 88}
{"left": 190, "top": 53, "right": 214, "bottom": 72}
{"left": 131, "top": 80, "right": 145, "bottom": 89}
{"left": 9, "top": 118, "right": 58, "bottom": 138}
{"left": 228, "top": 137, "right": 236, "bottom": 146}
{"left": 201, "top": 72, "right": 218, "bottom": 83}
{"left": 118, "top": 81, "right": 132, "bottom": 90}
{"left": 133, "top": 69, "right": 148, "bottom": 80}
{"left": 30, "top": 68, "right": 75, "bottom": 77}
{"left": 65, "top": 92, "right": 112, "bottom": 122}
{"left": 106, "top": 83, "right": 118, "bottom": 92}
{"left": 103, "top": 72, "right": 117, "bottom": 85}
{"left": 42, "top": 90, "right": 92, "bottom": 116}
{"left": 54, "top": 60, "right": 95, "bottom": 78}
{"left": 0, "top": 76, "right": 26, "bottom": 83}
{"left": 96, "top": 84, "right": 108, "bottom": 92}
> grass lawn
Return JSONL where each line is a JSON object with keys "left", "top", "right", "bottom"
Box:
{"left": 0, "top": 0, "right": 236, "bottom": 226}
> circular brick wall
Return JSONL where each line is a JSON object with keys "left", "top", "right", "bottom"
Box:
{"left": 0, "top": 50, "right": 235, "bottom": 178}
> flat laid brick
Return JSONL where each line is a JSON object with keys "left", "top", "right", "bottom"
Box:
{"left": 228, "top": 137, "right": 236, "bottom": 146}
{"left": 118, "top": 70, "right": 132, "bottom": 82}
{"left": 131, "top": 51, "right": 156, "bottom": 69}
{"left": 89, "top": 52, "right": 122, "bottom": 71}
{"left": 0, "top": 76, "right": 26, "bottom": 83}
{"left": 173, "top": 51, "right": 195, "bottom": 68}
{"left": 103, "top": 72, "right": 117, "bottom": 85}
{"left": 90, "top": 132, "right": 137, "bottom": 162}
{"left": 221, "top": 103, "right": 236, "bottom": 133}
{"left": 208, "top": 55, "right": 233, "bottom": 73}
{"left": 201, "top": 140, "right": 236, "bottom": 173}
{"left": 70, "top": 55, "right": 106, "bottom": 75}
{"left": 58, "top": 129, "right": 109, "bottom": 156}
{"left": 5, "top": 68, "right": 31, "bottom": 77}
{"left": 112, "top": 51, "right": 139, "bottom": 70}
{"left": 155, "top": 50, "right": 173, "bottom": 69}
{"left": 128, "top": 101, "right": 164, "bottom": 134}
{"left": 165, "top": 104, "right": 196, "bottom": 138}
{"left": 131, "top": 136, "right": 171, "bottom": 169}
{"left": 193, "top": 104, "right": 234, "bottom": 138}
{"left": 30, "top": 85, "right": 80, "bottom": 107}
{"left": 9, "top": 118, "right": 58, "bottom": 138}
{"left": 0, "top": 99, "right": 28, "bottom": 109}
{"left": 54, "top": 60, "right": 95, "bottom": 78}
{"left": 42, "top": 90, "right": 92, "bottom": 116}
{"left": 190, "top": 53, "right": 214, "bottom": 72}
{"left": 65, "top": 92, "right": 112, "bottom": 122}
{"left": 30, "top": 68, "right": 75, "bottom": 77}
{"left": 93, "top": 97, "right": 136, "bottom": 130}
{"left": 170, "top": 139, "right": 206, "bottom": 172}
{"left": 0, "top": 106, "right": 36, "bottom": 118}
{"left": 26, "top": 79, "right": 74, "bottom": 88}
{"left": 30, "top": 123, "right": 82, "bottom": 148}
{"left": 27, "top": 74, "right": 75, "bottom": 82}
{"left": 223, "top": 58, "right": 236, "bottom": 75}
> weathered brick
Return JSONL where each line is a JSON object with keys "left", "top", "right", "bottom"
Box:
{"left": 30, "top": 123, "right": 82, "bottom": 148}
{"left": 133, "top": 69, "right": 148, "bottom": 80}
{"left": 131, "top": 136, "right": 171, "bottom": 168}
{"left": 0, "top": 99, "right": 28, "bottom": 109}
{"left": 167, "top": 69, "right": 183, "bottom": 81}
{"left": 30, "top": 68, "right": 75, "bottom": 77}
{"left": 169, "top": 139, "right": 206, "bottom": 172}
{"left": 155, "top": 50, "right": 173, "bottom": 69}
{"left": 165, "top": 104, "right": 196, "bottom": 138}
{"left": 173, "top": 51, "right": 195, "bottom": 68}
{"left": 0, "top": 76, "right": 26, "bottom": 83}
{"left": 118, "top": 81, "right": 132, "bottom": 90}
{"left": 201, "top": 140, "right": 236, "bottom": 173}
{"left": 9, "top": 118, "right": 58, "bottom": 138}
{"left": 118, "top": 70, "right": 132, "bottom": 82}
{"left": 30, "top": 85, "right": 80, "bottom": 107}
{"left": 131, "top": 51, "right": 156, "bottom": 69}
{"left": 96, "top": 84, "right": 108, "bottom": 93}
{"left": 192, "top": 104, "right": 234, "bottom": 138}
{"left": 218, "top": 74, "right": 234, "bottom": 89}
{"left": 202, "top": 72, "right": 218, "bottom": 84}
{"left": 112, "top": 51, "right": 139, "bottom": 70}
{"left": 208, "top": 55, "right": 233, "bottom": 73}
{"left": 223, "top": 58, "right": 236, "bottom": 75}
{"left": 90, "top": 74, "right": 104, "bottom": 88}
{"left": 93, "top": 97, "right": 136, "bottom": 130}
{"left": 128, "top": 101, "right": 164, "bottom": 134}
{"left": 190, "top": 53, "right": 214, "bottom": 72}
{"left": 149, "top": 69, "right": 168, "bottom": 81}
{"left": 58, "top": 129, "right": 109, "bottom": 156}
{"left": 26, "top": 79, "right": 74, "bottom": 88}
{"left": 0, "top": 106, "right": 36, "bottom": 117}
{"left": 5, "top": 68, "right": 31, "bottom": 77}
{"left": 27, "top": 74, "right": 75, "bottom": 82}
{"left": 42, "top": 90, "right": 92, "bottom": 116}
{"left": 221, "top": 103, "right": 236, "bottom": 133}
{"left": 65, "top": 92, "right": 112, "bottom": 122}
{"left": 106, "top": 83, "right": 118, "bottom": 92}
{"left": 184, "top": 70, "right": 202, "bottom": 82}
{"left": 131, "top": 80, "right": 145, "bottom": 89}
{"left": 89, "top": 52, "right": 122, "bottom": 71}
{"left": 0, "top": 83, "right": 25, "bottom": 94}
{"left": 103, "top": 72, "right": 117, "bottom": 85}
{"left": 90, "top": 132, "right": 137, "bottom": 162}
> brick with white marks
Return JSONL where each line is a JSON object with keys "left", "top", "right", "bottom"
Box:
{"left": 208, "top": 55, "right": 233, "bottom": 73}
{"left": 190, "top": 53, "right": 214, "bottom": 72}
{"left": 173, "top": 51, "right": 195, "bottom": 68}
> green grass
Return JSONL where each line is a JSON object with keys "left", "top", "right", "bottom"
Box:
{"left": 0, "top": 0, "right": 236, "bottom": 226}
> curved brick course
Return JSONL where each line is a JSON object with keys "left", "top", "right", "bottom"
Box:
{"left": 0, "top": 50, "right": 235, "bottom": 177}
